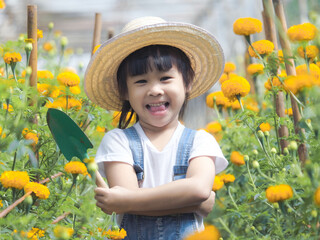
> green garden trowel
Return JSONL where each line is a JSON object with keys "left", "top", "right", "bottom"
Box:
{"left": 46, "top": 108, "right": 108, "bottom": 188}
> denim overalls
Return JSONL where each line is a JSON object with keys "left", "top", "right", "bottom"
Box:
{"left": 121, "top": 126, "right": 197, "bottom": 240}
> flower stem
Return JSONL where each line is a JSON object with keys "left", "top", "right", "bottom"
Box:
{"left": 273, "top": 91, "right": 281, "bottom": 153}
{"left": 227, "top": 186, "right": 239, "bottom": 210}
{"left": 218, "top": 217, "right": 236, "bottom": 239}
{"left": 246, "top": 161, "right": 256, "bottom": 191}
{"left": 237, "top": 95, "right": 244, "bottom": 111}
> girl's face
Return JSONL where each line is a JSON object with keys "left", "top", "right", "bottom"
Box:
{"left": 126, "top": 63, "right": 188, "bottom": 130}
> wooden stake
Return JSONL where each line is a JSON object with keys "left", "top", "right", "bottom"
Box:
{"left": 27, "top": 5, "right": 37, "bottom": 87}
{"left": 273, "top": 0, "right": 308, "bottom": 163}
{"left": 91, "top": 13, "right": 102, "bottom": 56}
{"left": 262, "top": 0, "right": 289, "bottom": 152}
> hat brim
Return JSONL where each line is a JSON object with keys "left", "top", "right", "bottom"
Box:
{"left": 84, "top": 22, "right": 224, "bottom": 111}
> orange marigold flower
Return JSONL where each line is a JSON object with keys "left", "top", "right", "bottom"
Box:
{"left": 37, "top": 83, "right": 60, "bottom": 98}
{"left": 296, "top": 63, "right": 320, "bottom": 79}
{"left": 264, "top": 76, "right": 284, "bottom": 91}
{"left": 0, "top": 126, "right": 6, "bottom": 138}
{"left": 0, "top": 200, "right": 3, "bottom": 208}
{"left": 233, "top": 17, "right": 262, "bottom": 36}
{"left": 103, "top": 228, "right": 127, "bottom": 240}
{"left": 24, "top": 182, "right": 50, "bottom": 199}
{"left": 37, "top": 29, "right": 43, "bottom": 39}
{"left": 57, "top": 72, "right": 80, "bottom": 87}
{"left": 0, "top": 0, "right": 6, "bottom": 9}
{"left": 248, "top": 40, "right": 274, "bottom": 58}
{"left": 43, "top": 41, "right": 54, "bottom": 51}
{"left": 230, "top": 151, "right": 245, "bottom": 166}
{"left": 206, "top": 91, "right": 229, "bottom": 108}
{"left": 92, "top": 44, "right": 101, "bottom": 55}
{"left": 266, "top": 184, "right": 293, "bottom": 203}
{"left": 221, "top": 76, "right": 251, "bottom": 101}
{"left": 284, "top": 74, "right": 314, "bottom": 94}
{"left": 69, "top": 85, "right": 81, "bottom": 95}
{"left": 297, "top": 45, "right": 319, "bottom": 60}
{"left": 23, "top": 227, "right": 45, "bottom": 239}
{"left": 314, "top": 187, "right": 320, "bottom": 206}
{"left": 220, "top": 173, "right": 235, "bottom": 183}
{"left": 64, "top": 161, "right": 87, "bottom": 175}
{"left": 185, "top": 224, "right": 221, "bottom": 240}
{"left": 0, "top": 171, "right": 30, "bottom": 189}
{"left": 219, "top": 72, "right": 237, "bottom": 84}
{"left": 247, "top": 63, "right": 264, "bottom": 75}
{"left": 96, "top": 126, "right": 106, "bottom": 133}
{"left": 111, "top": 111, "right": 136, "bottom": 128}
{"left": 206, "top": 121, "right": 222, "bottom": 134}
{"left": 2, "top": 103, "right": 14, "bottom": 112}
{"left": 224, "top": 62, "right": 236, "bottom": 73}
{"left": 287, "top": 23, "right": 317, "bottom": 42}
{"left": 53, "top": 225, "right": 74, "bottom": 239}
{"left": 285, "top": 108, "right": 293, "bottom": 116}
{"left": 212, "top": 176, "right": 224, "bottom": 191}
{"left": 278, "top": 50, "right": 284, "bottom": 63}
{"left": 22, "top": 128, "right": 39, "bottom": 146}
{"left": 37, "top": 70, "right": 54, "bottom": 79}
{"left": 259, "top": 122, "right": 271, "bottom": 132}
{"left": 3, "top": 52, "right": 22, "bottom": 64}
{"left": 231, "top": 99, "right": 241, "bottom": 110}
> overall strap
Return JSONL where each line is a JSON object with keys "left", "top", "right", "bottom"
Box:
{"left": 123, "top": 126, "right": 144, "bottom": 181}
{"left": 173, "top": 127, "right": 196, "bottom": 180}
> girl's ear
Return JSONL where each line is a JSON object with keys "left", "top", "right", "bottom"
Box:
{"left": 186, "top": 84, "right": 192, "bottom": 94}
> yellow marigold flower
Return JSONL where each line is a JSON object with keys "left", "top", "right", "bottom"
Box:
{"left": 24, "top": 182, "right": 50, "bottom": 199}
{"left": 37, "top": 83, "right": 60, "bottom": 98}
{"left": 57, "top": 72, "right": 80, "bottom": 87}
{"left": 22, "top": 128, "right": 39, "bottom": 146}
{"left": 230, "top": 151, "right": 245, "bottom": 166}
{"left": 69, "top": 85, "right": 81, "bottom": 95}
{"left": 61, "top": 67, "right": 77, "bottom": 74}
{"left": 21, "top": 227, "right": 45, "bottom": 240}
{"left": 285, "top": 108, "right": 293, "bottom": 116}
{"left": 3, "top": 52, "right": 22, "bottom": 64}
{"left": 284, "top": 74, "right": 314, "bottom": 94}
{"left": 220, "top": 173, "right": 235, "bottom": 183}
{"left": 233, "top": 17, "right": 262, "bottom": 36}
{"left": 37, "top": 29, "right": 43, "bottom": 39}
{"left": 212, "top": 175, "right": 224, "bottom": 191}
{"left": 231, "top": 99, "right": 241, "bottom": 110}
{"left": 96, "top": 126, "right": 106, "bottom": 133}
{"left": 24, "top": 38, "right": 34, "bottom": 44}
{"left": 2, "top": 103, "right": 14, "bottom": 112}
{"left": 53, "top": 225, "right": 74, "bottom": 239}
{"left": 184, "top": 224, "right": 221, "bottom": 240}
{"left": 287, "top": 23, "right": 317, "bottom": 42}
{"left": 297, "top": 45, "right": 319, "bottom": 60}
{"left": 92, "top": 44, "right": 101, "bottom": 55}
{"left": 45, "top": 97, "right": 82, "bottom": 110}
{"left": 0, "top": 67, "right": 4, "bottom": 77}
{"left": 221, "top": 76, "right": 251, "bottom": 101}
{"left": 206, "top": 91, "right": 229, "bottom": 108}
{"left": 0, "top": 126, "right": 5, "bottom": 138}
{"left": 0, "top": 171, "right": 30, "bottom": 189}
{"left": 278, "top": 50, "right": 284, "bottom": 63}
{"left": 37, "top": 70, "right": 54, "bottom": 79}
{"left": 259, "top": 122, "right": 271, "bottom": 132}
{"left": 64, "top": 161, "right": 87, "bottom": 175}
{"left": 248, "top": 40, "right": 274, "bottom": 58}
{"left": 224, "top": 62, "right": 236, "bottom": 73}
{"left": 111, "top": 111, "right": 136, "bottom": 127}
{"left": 247, "top": 63, "right": 264, "bottom": 75}
{"left": 266, "top": 184, "right": 293, "bottom": 202}
{"left": 104, "top": 228, "right": 127, "bottom": 239}
{"left": 206, "top": 121, "right": 222, "bottom": 135}
{"left": 296, "top": 63, "right": 320, "bottom": 79}
{"left": 43, "top": 41, "right": 54, "bottom": 51}
{"left": 0, "top": 0, "right": 6, "bottom": 9}
{"left": 314, "top": 187, "right": 320, "bottom": 206}
{"left": 219, "top": 72, "right": 237, "bottom": 84}
{"left": 264, "top": 76, "right": 284, "bottom": 91}
{"left": 0, "top": 200, "right": 3, "bottom": 208}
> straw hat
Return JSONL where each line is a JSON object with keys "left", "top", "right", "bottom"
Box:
{"left": 85, "top": 16, "right": 224, "bottom": 111}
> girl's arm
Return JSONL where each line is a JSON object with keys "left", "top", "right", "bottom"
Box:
{"left": 94, "top": 156, "right": 215, "bottom": 215}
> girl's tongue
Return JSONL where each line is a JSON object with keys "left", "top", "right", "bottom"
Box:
{"left": 147, "top": 102, "right": 168, "bottom": 112}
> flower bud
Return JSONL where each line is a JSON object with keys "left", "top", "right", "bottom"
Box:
{"left": 24, "top": 195, "right": 33, "bottom": 205}
{"left": 289, "top": 141, "right": 298, "bottom": 151}
{"left": 271, "top": 147, "right": 277, "bottom": 154}
{"left": 282, "top": 168, "right": 286, "bottom": 172}
{"left": 48, "top": 22, "right": 54, "bottom": 30}
{"left": 273, "top": 202, "right": 279, "bottom": 209}
{"left": 25, "top": 42, "right": 33, "bottom": 52}
{"left": 283, "top": 147, "right": 289, "bottom": 155}
{"left": 25, "top": 66, "right": 32, "bottom": 76}
{"left": 252, "top": 149, "right": 258, "bottom": 155}
{"left": 311, "top": 209, "right": 317, "bottom": 218}
{"left": 252, "top": 160, "right": 260, "bottom": 169}
{"left": 257, "top": 130, "right": 264, "bottom": 139}
{"left": 61, "top": 37, "right": 68, "bottom": 47}
{"left": 244, "top": 155, "right": 249, "bottom": 161}
{"left": 264, "top": 131, "right": 270, "bottom": 137}
{"left": 87, "top": 162, "right": 98, "bottom": 172}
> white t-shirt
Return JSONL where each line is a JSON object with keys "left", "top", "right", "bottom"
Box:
{"left": 95, "top": 121, "right": 228, "bottom": 229}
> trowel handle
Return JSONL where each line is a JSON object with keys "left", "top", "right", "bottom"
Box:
{"left": 95, "top": 171, "right": 109, "bottom": 188}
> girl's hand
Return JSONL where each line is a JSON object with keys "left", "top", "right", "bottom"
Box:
{"left": 94, "top": 186, "right": 132, "bottom": 214}
{"left": 195, "top": 191, "right": 216, "bottom": 217}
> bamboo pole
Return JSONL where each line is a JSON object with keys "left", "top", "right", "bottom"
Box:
{"left": 27, "top": 5, "right": 37, "bottom": 87}
{"left": 262, "top": 0, "right": 289, "bottom": 152}
{"left": 273, "top": 0, "right": 308, "bottom": 163}
{"left": 91, "top": 13, "right": 102, "bottom": 56}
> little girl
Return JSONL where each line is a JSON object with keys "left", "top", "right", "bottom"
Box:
{"left": 85, "top": 16, "right": 228, "bottom": 240}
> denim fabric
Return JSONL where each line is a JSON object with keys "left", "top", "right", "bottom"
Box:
{"left": 122, "top": 127, "right": 197, "bottom": 239}
{"left": 121, "top": 213, "right": 197, "bottom": 240}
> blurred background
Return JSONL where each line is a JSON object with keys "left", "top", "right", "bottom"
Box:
{"left": 1, "top": 0, "right": 319, "bottom": 128}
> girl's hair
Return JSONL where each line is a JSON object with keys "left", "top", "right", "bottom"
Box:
{"left": 116, "top": 45, "right": 195, "bottom": 129}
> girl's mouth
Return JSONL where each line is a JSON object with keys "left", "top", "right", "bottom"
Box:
{"left": 146, "top": 102, "right": 169, "bottom": 113}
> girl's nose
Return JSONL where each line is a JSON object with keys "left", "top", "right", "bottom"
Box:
{"left": 148, "top": 83, "right": 164, "bottom": 96}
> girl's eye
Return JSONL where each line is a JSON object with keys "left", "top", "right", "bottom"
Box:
{"left": 135, "top": 80, "right": 147, "bottom": 84}
{"left": 160, "top": 76, "right": 171, "bottom": 81}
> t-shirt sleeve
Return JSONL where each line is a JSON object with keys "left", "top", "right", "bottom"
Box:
{"left": 95, "top": 129, "right": 134, "bottom": 178}
{"left": 189, "top": 130, "right": 228, "bottom": 174}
